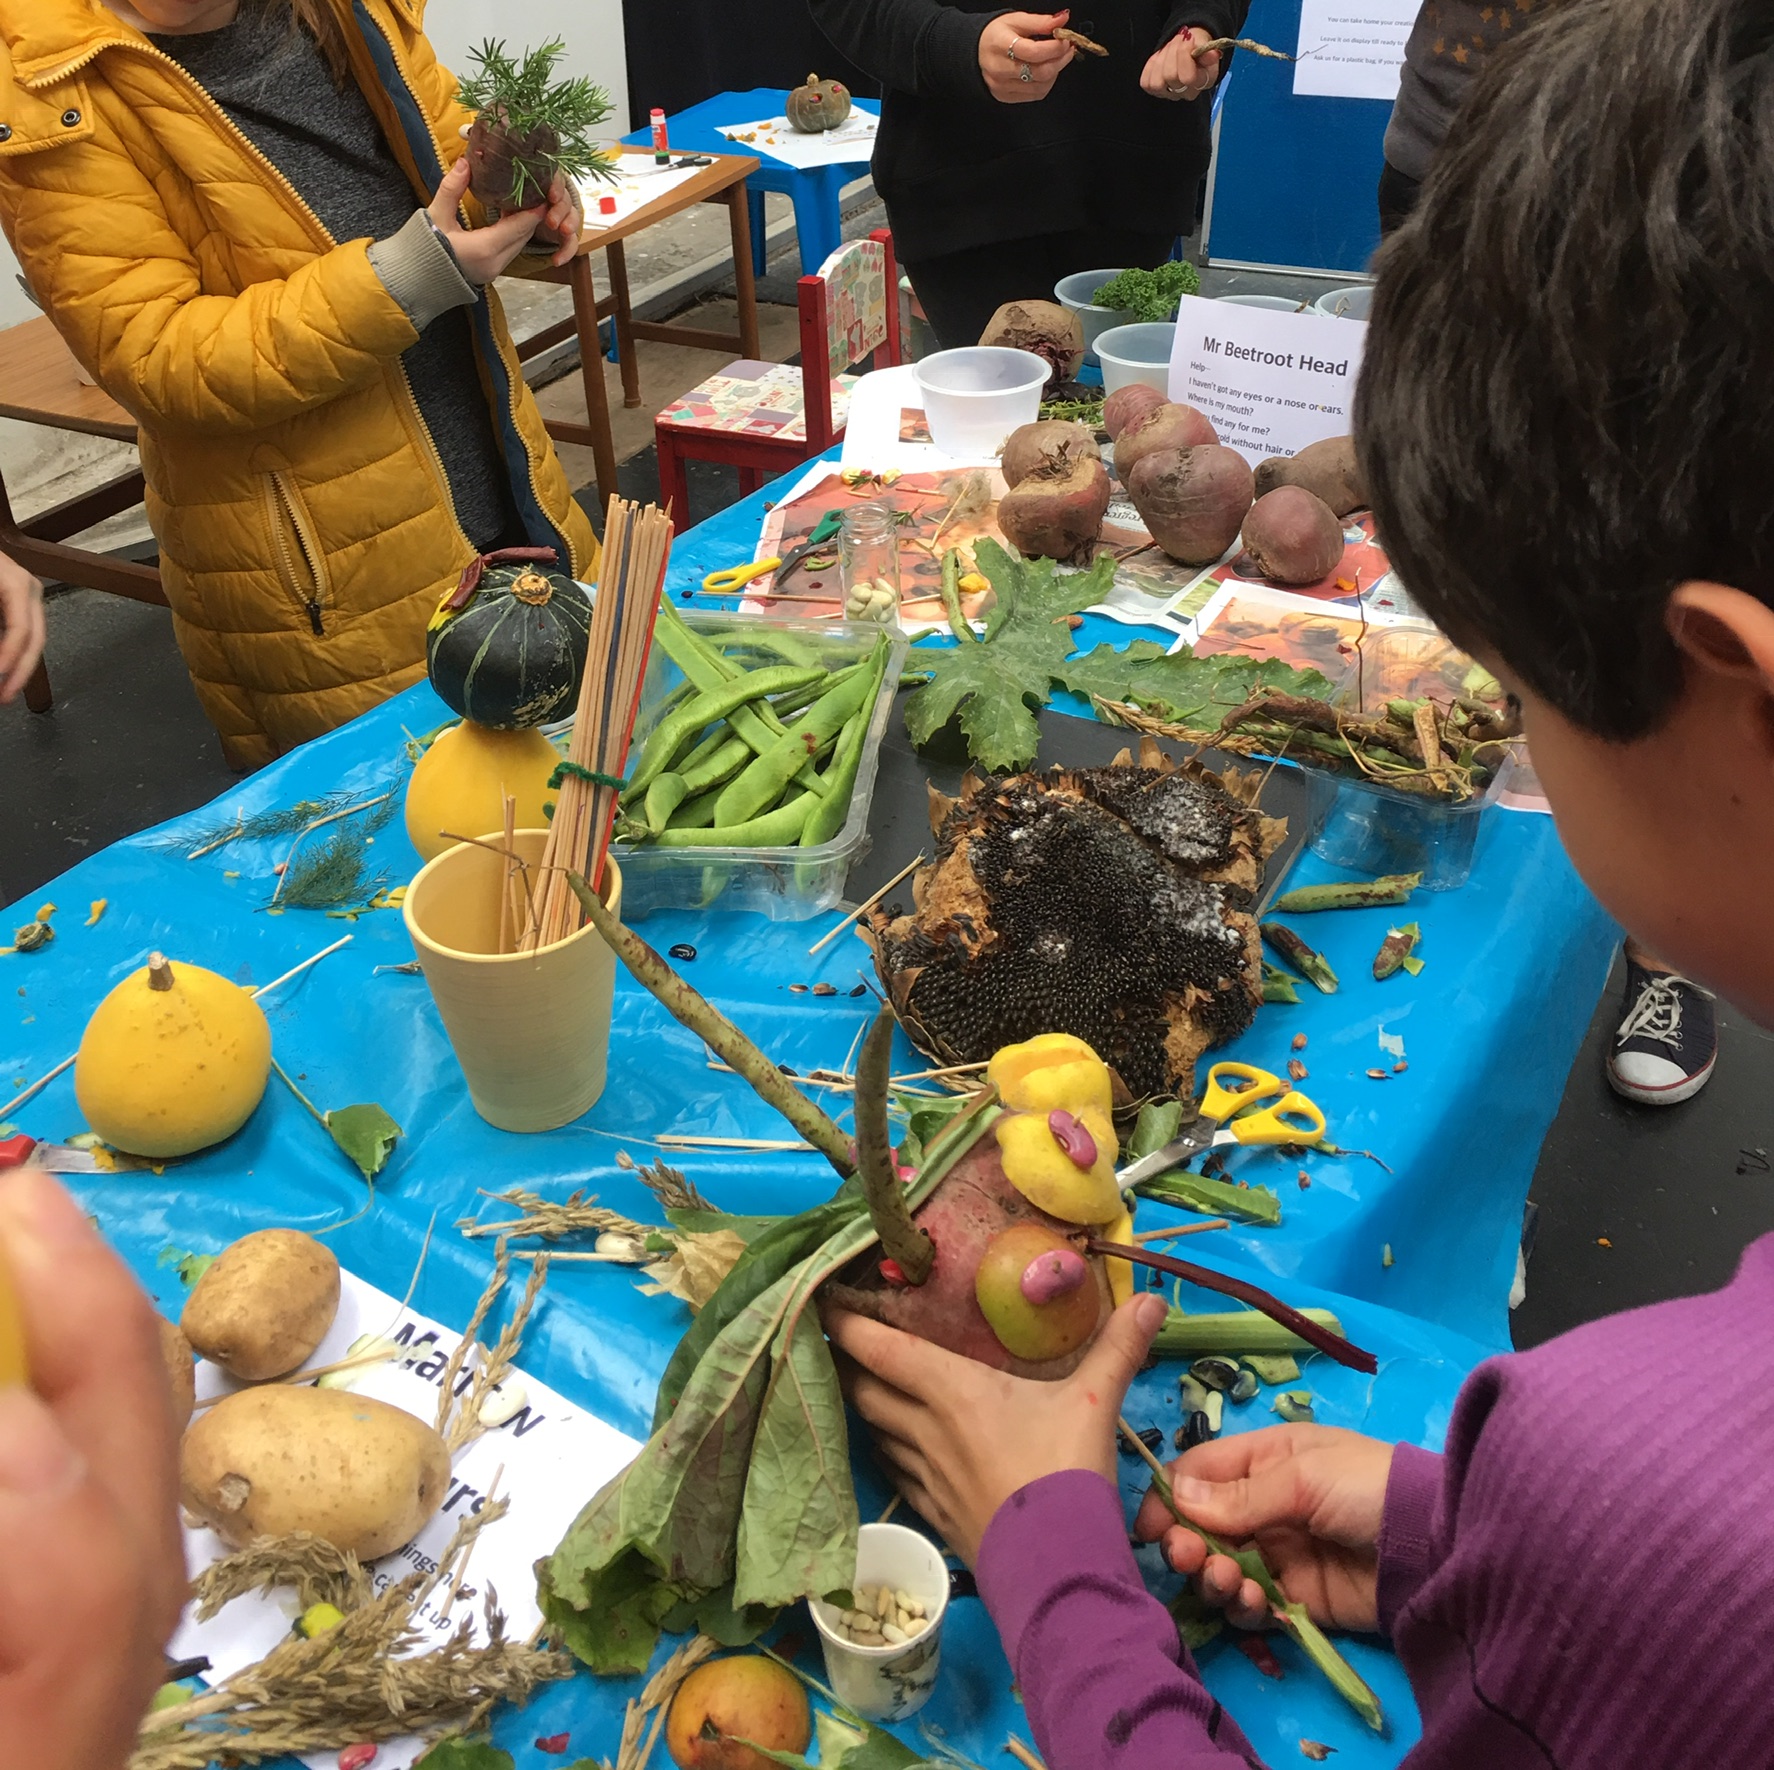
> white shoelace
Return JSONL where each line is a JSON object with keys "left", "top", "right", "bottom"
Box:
{"left": 1617, "top": 973, "right": 1691, "bottom": 1049}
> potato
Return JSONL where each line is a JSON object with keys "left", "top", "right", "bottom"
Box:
{"left": 1252, "top": 435, "right": 1368, "bottom": 516}
{"left": 1112, "top": 400, "right": 1218, "bottom": 484}
{"left": 1127, "top": 444, "right": 1254, "bottom": 564}
{"left": 1000, "top": 419, "right": 1098, "bottom": 489}
{"left": 181, "top": 1228, "right": 340, "bottom": 1381}
{"left": 997, "top": 454, "right": 1111, "bottom": 564}
{"left": 161, "top": 1319, "right": 196, "bottom": 1429}
{"left": 181, "top": 1386, "right": 450, "bottom": 1558}
{"left": 1102, "top": 382, "right": 1167, "bottom": 442}
{"left": 1240, "top": 486, "right": 1345, "bottom": 585}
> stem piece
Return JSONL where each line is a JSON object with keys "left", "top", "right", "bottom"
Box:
{"left": 1270, "top": 873, "right": 1421, "bottom": 914}
{"left": 269, "top": 1056, "right": 327, "bottom": 1127}
{"left": 1151, "top": 1305, "right": 1345, "bottom": 1358}
{"left": 1260, "top": 922, "right": 1340, "bottom": 994}
{"left": 856, "top": 1010, "right": 934, "bottom": 1284}
{"left": 148, "top": 953, "right": 175, "bottom": 992}
{"left": 565, "top": 871, "right": 855, "bottom": 1175}
{"left": 1117, "top": 1420, "right": 1384, "bottom": 1732}
{"left": 1086, "top": 1240, "right": 1376, "bottom": 1372}
{"left": 938, "top": 548, "right": 974, "bottom": 646}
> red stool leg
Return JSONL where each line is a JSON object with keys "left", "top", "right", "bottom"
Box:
{"left": 655, "top": 427, "right": 693, "bottom": 532}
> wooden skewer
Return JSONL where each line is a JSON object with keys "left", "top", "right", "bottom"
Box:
{"left": 1133, "top": 1218, "right": 1231, "bottom": 1242}
{"left": 807, "top": 852, "right": 925, "bottom": 955}
{"left": 250, "top": 934, "right": 354, "bottom": 1001}
{"left": 7, "top": 1053, "right": 74, "bottom": 1114}
{"left": 510, "top": 1249, "right": 639, "bottom": 1264}
{"left": 1005, "top": 1740, "right": 1049, "bottom": 1770}
{"left": 498, "top": 792, "right": 518, "bottom": 957}
{"left": 654, "top": 1134, "right": 815, "bottom": 1152}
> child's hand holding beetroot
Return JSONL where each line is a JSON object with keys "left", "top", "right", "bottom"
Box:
{"left": 827, "top": 1293, "right": 1169, "bottom": 1566}
{"left": 1135, "top": 1424, "right": 1394, "bottom": 1634}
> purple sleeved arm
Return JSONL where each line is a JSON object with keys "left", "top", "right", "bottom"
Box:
{"left": 1376, "top": 1441, "right": 1444, "bottom": 1637}
{"left": 976, "top": 1469, "right": 1262, "bottom": 1769}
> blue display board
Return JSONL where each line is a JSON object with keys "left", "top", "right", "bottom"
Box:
{"left": 1205, "top": 0, "right": 1393, "bottom": 274}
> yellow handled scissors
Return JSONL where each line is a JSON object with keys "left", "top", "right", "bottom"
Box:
{"left": 702, "top": 556, "right": 783, "bottom": 596}
{"left": 1115, "top": 1060, "right": 1327, "bottom": 1188}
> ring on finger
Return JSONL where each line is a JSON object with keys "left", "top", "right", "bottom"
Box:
{"left": 1008, "top": 37, "right": 1020, "bottom": 60}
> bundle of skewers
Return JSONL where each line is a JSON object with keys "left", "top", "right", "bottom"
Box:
{"left": 494, "top": 498, "right": 674, "bottom": 954}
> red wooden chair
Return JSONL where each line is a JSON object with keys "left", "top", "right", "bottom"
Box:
{"left": 654, "top": 230, "right": 901, "bottom": 527}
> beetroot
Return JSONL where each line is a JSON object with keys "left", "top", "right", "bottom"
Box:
{"left": 1240, "top": 486, "right": 1345, "bottom": 585}
{"left": 1000, "top": 419, "right": 1100, "bottom": 489}
{"left": 1112, "top": 400, "right": 1219, "bottom": 484}
{"left": 1103, "top": 382, "right": 1167, "bottom": 442}
{"left": 997, "top": 451, "right": 1111, "bottom": 565}
{"left": 978, "top": 300, "right": 1085, "bottom": 388}
{"left": 1252, "top": 435, "right": 1368, "bottom": 516}
{"left": 1127, "top": 444, "right": 1254, "bottom": 564}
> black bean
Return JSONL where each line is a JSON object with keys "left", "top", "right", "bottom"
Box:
{"left": 849, "top": 984, "right": 869, "bottom": 997}
{"left": 668, "top": 943, "right": 697, "bottom": 961}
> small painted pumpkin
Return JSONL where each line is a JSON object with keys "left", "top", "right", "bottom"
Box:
{"left": 426, "top": 547, "right": 593, "bottom": 730}
{"left": 785, "top": 74, "right": 853, "bottom": 134}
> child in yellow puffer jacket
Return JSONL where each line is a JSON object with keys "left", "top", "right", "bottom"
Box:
{"left": 0, "top": 0, "right": 600, "bottom": 768}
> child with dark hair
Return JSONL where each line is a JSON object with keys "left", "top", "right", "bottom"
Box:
{"left": 829, "top": 0, "right": 1774, "bottom": 1761}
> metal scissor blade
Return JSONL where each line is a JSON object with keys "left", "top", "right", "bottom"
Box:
{"left": 1115, "top": 1128, "right": 1220, "bottom": 1190}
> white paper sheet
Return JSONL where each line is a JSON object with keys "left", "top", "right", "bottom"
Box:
{"left": 1168, "top": 294, "right": 1366, "bottom": 465}
{"left": 168, "top": 1270, "right": 641, "bottom": 1770}
{"left": 577, "top": 152, "right": 710, "bottom": 231}
{"left": 717, "top": 108, "right": 879, "bottom": 170}
{"left": 1292, "top": 0, "right": 1418, "bottom": 101}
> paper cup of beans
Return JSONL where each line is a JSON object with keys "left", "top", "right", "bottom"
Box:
{"left": 809, "top": 1523, "right": 950, "bottom": 1722}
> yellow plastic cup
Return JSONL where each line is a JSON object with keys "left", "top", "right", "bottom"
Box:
{"left": 403, "top": 832, "right": 622, "bottom": 1134}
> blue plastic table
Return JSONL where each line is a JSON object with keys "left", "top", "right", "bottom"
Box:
{"left": 2, "top": 479, "right": 1618, "bottom": 1770}
{"left": 623, "top": 89, "right": 881, "bottom": 279}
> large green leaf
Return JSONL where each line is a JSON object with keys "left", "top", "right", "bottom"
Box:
{"left": 1057, "top": 641, "right": 1334, "bottom": 728}
{"left": 323, "top": 1102, "right": 403, "bottom": 1180}
{"left": 733, "top": 1304, "right": 857, "bottom": 1608}
{"left": 654, "top": 1195, "right": 863, "bottom": 1430}
{"left": 903, "top": 541, "right": 1115, "bottom": 773}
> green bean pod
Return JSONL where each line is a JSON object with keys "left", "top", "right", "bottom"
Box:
{"left": 713, "top": 662, "right": 877, "bottom": 829}
{"left": 626, "top": 664, "right": 823, "bottom": 800}
{"left": 644, "top": 774, "right": 688, "bottom": 833}
{"left": 676, "top": 734, "right": 752, "bottom": 797}
{"left": 801, "top": 643, "right": 890, "bottom": 848}
{"left": 650, "top": 792, "right": 819, "bottom": 847}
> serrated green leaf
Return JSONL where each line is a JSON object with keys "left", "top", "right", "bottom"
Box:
{"left": 324, "top": 1103, "right": 402, "bottom": 1181}
{"left": 664, "top": 1206, "right": 784, "bottom": 1244}
{"left": 414, "top": 1741, "right": 515, "bottom": 1770}
{"left": 1057, "top": 642, "right": 1335, "bottom": 729}
{"left": 658, "top": 1581, "right": 777, "bottom": 1645}
{"left": 903, "top": 541, "right": 1115, "bottom": 772}
{"left": 538, "top": 1544, "right": 681, "bottom": 1676}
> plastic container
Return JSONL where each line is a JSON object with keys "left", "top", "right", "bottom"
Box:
{"left": 809, "top": 1524, "right": 950, "bottom": 1722}
{"left": 612, "top": 612, "right": 909, "bottom": 919}
{"left": 1313, "top": 284, "right": 1373, "bottom": 320}
{"left": 1053, "top": 268, "right": 1137, "bottom": 355}
{"left": 404, "top": 836, "right": 622, "bottom": 1131}
{"left": 1297, "top": 621, "right": 1510, "bottom": 890}
{"left": 1215, "top": 294, "right": 1308, "bottom": 311}
{"left": 913, "top": 346, "right": 1048, "bottom": 455}
{"left": 1095, "top": 321, "right": 1176, "bottom": 394}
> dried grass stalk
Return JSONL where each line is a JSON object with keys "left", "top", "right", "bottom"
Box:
{"left": 460, "top": 1187, "right": 661, "bottom": 1244}
{"left": 613, "top": 1633, "right": 723, "bottom": 1770}
{"left": 192, "top": 1533, "right": 372, "bottom": 1623}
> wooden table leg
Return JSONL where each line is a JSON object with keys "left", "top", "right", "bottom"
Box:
{"left": 568, "top": 252, "right": 620, "bottom": 511}
{"left": 728, "top": 183, "right": 762, "bottom": 362}
{"left": 605, "top": 239, "right": 643, "bottom": 410}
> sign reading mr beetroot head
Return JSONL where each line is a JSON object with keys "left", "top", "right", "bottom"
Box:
{"left": 1168, "top": 294, "right": 1367, "bottom": 467}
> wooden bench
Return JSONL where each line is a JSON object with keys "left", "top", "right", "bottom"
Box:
{"left": 0, "top": 316, "right": 165, "bottom": 713}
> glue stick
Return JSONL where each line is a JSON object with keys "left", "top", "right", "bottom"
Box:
{"left": 650, "top": 108, "right": 670, "bottom": 165}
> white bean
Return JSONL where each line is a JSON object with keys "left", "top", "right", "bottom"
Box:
{"left": 881, "top": 1621, "right": 908, "bottom": 1645}
{"left": 905, "top": 1616, "right": 929, "bottom": 1637}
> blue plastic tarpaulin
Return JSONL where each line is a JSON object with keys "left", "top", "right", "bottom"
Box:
{"left": 2, "top": 481, "right": 1616, "bottom": 1770}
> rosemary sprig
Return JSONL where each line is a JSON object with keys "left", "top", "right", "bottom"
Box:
{"left": 457, "top": 38, "right": 619, "bottom": 204}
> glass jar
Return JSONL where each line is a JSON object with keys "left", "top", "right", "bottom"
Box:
{"left": 838, "top": 504, "right": 900, "bottom": 624}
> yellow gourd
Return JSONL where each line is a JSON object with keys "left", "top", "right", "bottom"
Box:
{"left": 75, "top": 953, "right": 271, "bottom": 1158}
{"left": 405, "top": 720, "right": 559, "bottom": 864}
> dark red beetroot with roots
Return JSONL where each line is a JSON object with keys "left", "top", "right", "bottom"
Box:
{"left": 823, "top": 1134, "right": 1115, "bottom": 1380}
{"left": 1129, "top": 443, "right": 1255, "bottom": 564}
{"left": 1103, "top": 382, "right": 1168, "bottom": 442}
{"left": 465, "top": 111, "right": 566, "bottom": 244}
{"left": 1112, "top": 400, "right": 1220, "bottom": 483}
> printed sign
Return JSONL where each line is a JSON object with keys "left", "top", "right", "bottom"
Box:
{"left": 1292, "top": 0, "right": 1418, "bottom": 101}
{"left": 167, "top": 1269, "right": 641, "bottom": 1770}
{"left": 1168, "top": 295, "right": 1366, "bottom": 466}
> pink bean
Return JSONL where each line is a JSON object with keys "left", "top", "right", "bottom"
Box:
{"left": 1021, "top": 1246, "right": 1088, "bottom": 1305}
{"left": 1048, "top": 1109, "right": 1098, "bottom": 1169}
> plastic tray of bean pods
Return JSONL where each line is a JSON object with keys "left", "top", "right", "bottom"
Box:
{"left": 611, "top": 611, "right": 909, "bottom": 920}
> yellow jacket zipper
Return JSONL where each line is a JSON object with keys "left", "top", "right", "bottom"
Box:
{"left": 266, "top": 470, "right": 330, "bottom": 633}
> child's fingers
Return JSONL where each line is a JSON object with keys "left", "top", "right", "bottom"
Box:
{"left": 825, "top": 1307, "right": 961, "bottom": 1400}
{"left": 428, "top": 155, "right": 472, "bottom": 222}
{"left": 1068, "top": 1293, "right": 1167, "bottom": 1402}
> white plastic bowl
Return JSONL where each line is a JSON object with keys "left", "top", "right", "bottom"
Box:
{"left": 1054, "top": 268, "right": 1136, "bottom": 354}
{"left": 1216, "top": 294, "right": 1309, "bottom": 311}
{"left": 1313, "top": 284, "right": 1374, "bottom": 320}
{"left": 1095, "top": 321, "right": 1176, "bottom": 395}
{"left": 913, "top": 346, "right": 1048, "bottom": 456}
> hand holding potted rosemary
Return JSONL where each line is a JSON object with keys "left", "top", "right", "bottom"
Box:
{"left": 457, "top": 38, "right": 618, "bottom": 251}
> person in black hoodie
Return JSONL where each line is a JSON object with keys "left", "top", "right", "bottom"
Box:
{"left": 811, "top": 1, "right": 1249, "bottom": 348}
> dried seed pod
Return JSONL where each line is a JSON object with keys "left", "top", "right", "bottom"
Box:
{"left": 1373, "top": 921, "right": 1423, "bottom": 980}
{"left": 1189, "top": 1356, "right": 1240, "bottom": 1393}
{"left": 1261, "top": 922, "right": 1339, "bottom": 994}
{"left": 1272, "top": 1390, "right": 1315, "bottom": 1424}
